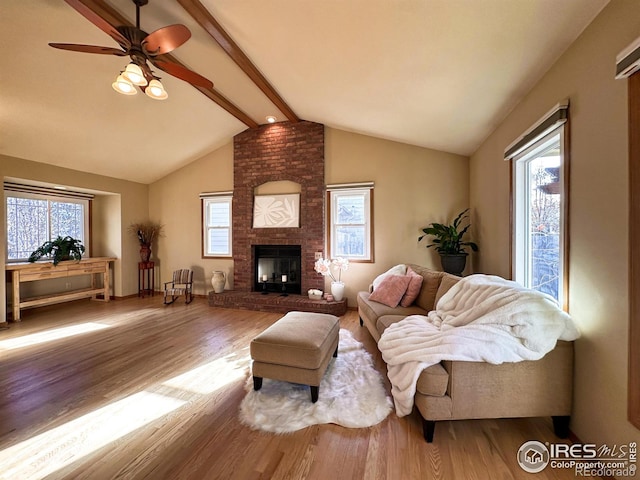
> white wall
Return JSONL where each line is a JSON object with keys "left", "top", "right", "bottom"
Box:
{"left": 470, "top": 0, "right": 640, "bottom": 445}
{"left": 149, "top": 142, "right": 235, "bottom": 294}
{"left": 1, "top": 154, "right": 149, "bottom": 321}
{"left": 149, "top": 127, "right": 470, "bottom": 305}
{"left": 324, "top": 128, "right": 470, "bottom": 302}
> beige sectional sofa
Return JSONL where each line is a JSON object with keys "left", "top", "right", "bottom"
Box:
{"left": 357, "top": 264, "right": 574, "bottom": 442}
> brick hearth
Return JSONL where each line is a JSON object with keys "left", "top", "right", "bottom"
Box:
{"left": 208, "top": 291, "right": 347, "bottom": 316}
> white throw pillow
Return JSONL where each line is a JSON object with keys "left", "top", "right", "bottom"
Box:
{"left": 372, "top": 264, "right": 407, "bottom": 291}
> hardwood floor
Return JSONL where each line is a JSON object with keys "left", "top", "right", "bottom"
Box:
{"left": 0, "top": 297, "right": 591, "bottom": 480}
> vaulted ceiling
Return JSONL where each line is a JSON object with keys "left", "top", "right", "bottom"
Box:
{"left": 1, "top": 0, "right": 608, "bottom": 184}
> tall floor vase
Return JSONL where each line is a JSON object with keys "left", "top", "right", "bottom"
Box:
{"left": 211, "top": 271, "right": 226, "bottom": 293}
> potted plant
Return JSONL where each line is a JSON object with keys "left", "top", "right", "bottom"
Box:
{"left": 419, "top": 208, "right": 478, "bottom": 275}
{"left": 28, "top": 236, "right": 85, "bottom": 266}
{"left": 128, "top": 222, "right": 163, "bottom": 262}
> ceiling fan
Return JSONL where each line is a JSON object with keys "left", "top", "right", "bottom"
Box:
{"left": 49, "top": 0, "right": 213, "bottom": 99}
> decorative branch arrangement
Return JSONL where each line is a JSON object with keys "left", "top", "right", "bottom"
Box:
{"left": 128, "top": 222, "right": 163, "bottom": 246}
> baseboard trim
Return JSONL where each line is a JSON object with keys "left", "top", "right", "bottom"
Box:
{"left": 113, "top": 293, "right": 208, "bottom": 300}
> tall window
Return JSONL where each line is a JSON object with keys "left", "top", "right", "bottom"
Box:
{"left": 327, "top": 183, "right": 373, "bottom": 261}
{"left": 6, "top": 191, "right": 89, "bottom": 262}
{"left": 507, "top": 103, "right": 569, "bottom": 308}
{"left": 202, "top": 194, "right": 232, "bottom": 257}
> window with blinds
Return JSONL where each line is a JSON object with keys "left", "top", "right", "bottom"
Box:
{"left": 201, "top": 194, "right": 232, "bottom": 257}
{"left": 327, "top": 183, "right": 374, "bottom": 262}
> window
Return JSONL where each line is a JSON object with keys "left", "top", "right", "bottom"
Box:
{"left": 6, "top": 191, "right": 89, "bottom": 262}
{"left": 327, "top": 183, "right": 373, "bottom": 261}
{"left": 507, "top": 103, "right": 569, "bottom": 308}
{"left": 202, "top": 194, "right": 232, "bottom": 257}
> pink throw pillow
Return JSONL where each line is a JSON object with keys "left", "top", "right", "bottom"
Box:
{"left": 400, "top": 267, "right": 424, "bottom": 307}
{"left": 372, "top": 264, "right": 407, "bottom": 291}
{"left": 369, "top": 274, "right": 411, "bottom": 308}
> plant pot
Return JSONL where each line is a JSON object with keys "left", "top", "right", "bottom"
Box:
{"left": 331, "top": 281, "right": 345, "bottom": 302}
{"left": 439, "top": 253, "right": 467, "bottom": 276}
{"left": 211, "top": 271, "right": 226, "bottom": 293}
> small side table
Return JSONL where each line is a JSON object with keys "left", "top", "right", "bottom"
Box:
{"left": 138, "top": 261, "right": 154, "bottom": 297}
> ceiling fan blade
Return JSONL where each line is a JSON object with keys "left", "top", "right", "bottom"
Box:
{"left": 143, "top": 24, "right": 191, "bottom": 56}
{"left": 63, "top": 0, "right": 131, "bottom": 50}
{"left": 49, "top": 43, "right": 127, "bottom": 56}
{"left": 152, "top": 58, "right": 213, "bottom": 89}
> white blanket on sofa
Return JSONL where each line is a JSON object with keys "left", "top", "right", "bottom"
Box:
{"left": 377, "top": 274, "right": 580, "bottom": 417}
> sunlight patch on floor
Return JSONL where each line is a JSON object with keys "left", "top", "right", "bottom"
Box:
{"left": 162, "top": 353, "right": 249, "bottom": 394}
{"left": 0, "top": 391, "right": 185, "bottom": 480}
{"left": 0, "top": 322, "right": 111, "bottom": 350}
{"left": 0, "top": 350, "right": 251, "bottom": 479}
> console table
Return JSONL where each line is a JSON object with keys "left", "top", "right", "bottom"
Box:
{"left": 6, "top": 257, "right": 116, "bottom": 321}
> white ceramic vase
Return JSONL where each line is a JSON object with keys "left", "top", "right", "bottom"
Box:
{"left": 211, "top": 271, "right": 226, "bottom": 293}
{"left": 331, "top": 281, "right": 345, "bottom": 301}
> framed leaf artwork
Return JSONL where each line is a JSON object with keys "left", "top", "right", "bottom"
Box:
{"left": 253, "top": 194, "right": 300, "bottom": 228}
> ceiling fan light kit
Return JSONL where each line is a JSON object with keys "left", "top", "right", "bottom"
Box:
{"left": 122, "top": 63, "right": 147, "bottom": 86}
{"left": 112, "top": 74, "right": 137, "bottom": 95}
{"left": 50, "top": 0, "right": 212, "bottom": 101}
{"left": 145, "top": 79, "right": 168, "bottom": 100}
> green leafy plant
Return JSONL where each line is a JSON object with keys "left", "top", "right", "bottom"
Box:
{"left": 419, "top": 208, "right": 479, "bottom": 254}
{"left": 28, "top": 236, "right": 86, "bottom": 266}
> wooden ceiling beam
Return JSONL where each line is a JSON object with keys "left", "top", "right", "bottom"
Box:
{"left": 177, "top": 0, "right": 300, "bottom": 123}
{"left": 63, "top": 0, "right": 258, "bottom": 128}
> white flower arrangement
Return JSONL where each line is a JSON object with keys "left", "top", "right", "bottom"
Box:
{"left": 314, "top": 257, "right": 349, "bottom": 283}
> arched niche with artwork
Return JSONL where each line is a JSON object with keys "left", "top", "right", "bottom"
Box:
{"left": 253, "top": 181, "right": 302, "bottom": 228}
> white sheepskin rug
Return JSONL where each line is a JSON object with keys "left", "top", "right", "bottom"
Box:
{"left": 239, "top": 329, "right": 393, "bottom": 433}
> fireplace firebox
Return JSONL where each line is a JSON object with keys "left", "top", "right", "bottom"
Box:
{"left": 254, "top": 245, "right": 302, "bottom": 294}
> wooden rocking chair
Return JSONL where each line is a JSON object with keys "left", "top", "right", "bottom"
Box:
{"left": 163, "top": 269, "right": 194, "bottom": 305}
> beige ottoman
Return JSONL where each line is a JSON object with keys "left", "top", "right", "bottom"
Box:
{"left": 250, "top": 311, "right": 340, "bottom": 402}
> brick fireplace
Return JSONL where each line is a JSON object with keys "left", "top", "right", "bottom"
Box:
{"left": 231, "top": 120, "right": 325, "bottom": 295}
